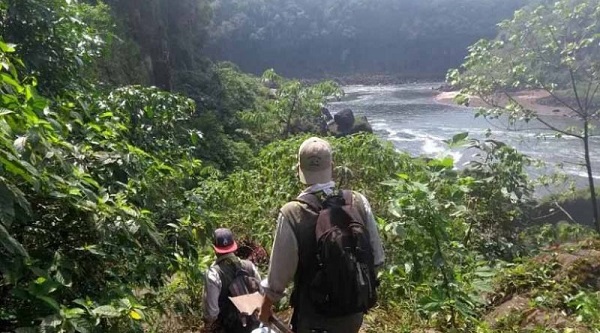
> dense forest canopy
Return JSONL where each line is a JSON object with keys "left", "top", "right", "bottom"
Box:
{"left": 206, "top": 0, "right": 527, "bottom": 78}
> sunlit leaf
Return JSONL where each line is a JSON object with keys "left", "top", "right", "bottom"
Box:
{"left": 129, "top": 309, "right": 142, "bottom": 320}
{"left": 92, "top": 305, "right": 121, "bottom": 318}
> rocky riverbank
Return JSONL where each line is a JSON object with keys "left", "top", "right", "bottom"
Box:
{"left": 300, "top": 73, "right": 444, "bottom": 86}
{"left": 435, "top": 90, "right": 576, "bottom": 117}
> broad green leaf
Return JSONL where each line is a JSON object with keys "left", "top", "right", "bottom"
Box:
{"left": 1, "top": 73, "right": 24, "bottom": 92}
{"left": 0, "top": 42, "right": 16, "bottom": 53}
{"left": 37, "top": 295, "right": 61, "bottom": 311}
{"left": 121, "top": 206, "right": 138, "bottom": 217}
{"left": 92, "top": 305, "right": 122, "bottom": 318}
{"left": 0, "top": 155, "right": 33, "bottom": 182}
{"left": 129, "top": 309, "right": 142, "bottom": 320}
{"left": 0, "top": 181, "right": 15, "bottom": 226}
{"left": 55, "top": 269, "right": 72, "bottom": 287}
{"left": 13, "top": 136, "right": 27, "bottom": 153}
{"left": 41, "top": 315, "right": 62, "bottom": 328}
{"left": 71, "top": 318, "right": 94, "bottom": 333}
{"left": 31, "top": 277, "right": 61, "bottom": 296}
{"left": 0, "top": 222, "right": 28, "bottom": 257}
{"left": 63, "top": 307, "right": 85, "bottom": 318}
{"left": 428, "top": 156, "right": 454, "bottom": 169}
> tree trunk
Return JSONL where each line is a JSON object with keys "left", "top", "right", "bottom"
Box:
{"left": 583, "top": 120, "right": 600, "bottom": 232}
{"left": 284, "top": 97, "right": 297, "bottom": 138}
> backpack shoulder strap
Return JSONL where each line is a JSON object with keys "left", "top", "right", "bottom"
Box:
{"left": 295, "top": 192, "right": 322, "bottom": 212}
{"left": 342, "top": 190, "right": 353, "bottom": 208}
{"left": 239, "top": 259, "right": 255, "bottom": 275}
{"left": 215, "top": 257, "right": 241, "bottom": 291}
{"left": 341, "top": 190, "right": 367, "bottom": 226}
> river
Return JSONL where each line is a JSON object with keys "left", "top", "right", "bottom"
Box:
{"left": 328, "top": 84, "right": 600, "bottom": 190}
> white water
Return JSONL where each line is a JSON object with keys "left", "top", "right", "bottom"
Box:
{"left": 329, "top": 84, "right": 600, "bottom": 187}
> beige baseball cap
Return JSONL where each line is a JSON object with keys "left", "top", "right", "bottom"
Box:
{"left": 298, "top": 137, "right": 333, "bottom": 185}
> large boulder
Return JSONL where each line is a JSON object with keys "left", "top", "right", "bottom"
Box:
{"left": 328, "top": 109, "right": 373, "bottom": 136}
{"left": 353, "top": 116, "right": 373, "bottom": 134}
{"left": 334, "top": 108, "right": 355, "bottom": 133}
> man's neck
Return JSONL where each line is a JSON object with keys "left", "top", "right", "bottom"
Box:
{"left": 301, "top": 181, "right": 335, "bottom": 196}
{"left": 215, "top": 252, "right": 236, "bottom": 264}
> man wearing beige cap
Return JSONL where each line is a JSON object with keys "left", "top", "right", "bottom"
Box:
{"left": 259, "top": 137, "right": 385, "bottom": 333}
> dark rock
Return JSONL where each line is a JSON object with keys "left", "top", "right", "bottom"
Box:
{"left": 321, "top": 107, "right": 333, "bottom": 121}
{"left": 328, "top": 109, "right": 373, "bottom": 136}
{"left": 334, "top": 108, "right": 355, "bottom": 133}
{"left": 352, "top": 116, "right": 373, "bottom": 133}
{"left": 435, "top": 83, "right": 454, "bottom": 92}
{"left": 263, "top": 79, "right": 279, "bottom": 89}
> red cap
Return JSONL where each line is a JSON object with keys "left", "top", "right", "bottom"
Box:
{"left": 213, "top": 228, "right": 238, "bottom": 254}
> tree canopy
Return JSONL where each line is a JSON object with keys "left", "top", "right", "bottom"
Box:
{"left": 449, "top": 0, "right": 600, "bottom": 231}
{"left": 206, "top": 0, "right": 527, "bottom": 78}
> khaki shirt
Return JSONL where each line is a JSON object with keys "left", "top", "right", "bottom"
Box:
{"left": 262, "top": 183, "right": 385, "bottom": 302}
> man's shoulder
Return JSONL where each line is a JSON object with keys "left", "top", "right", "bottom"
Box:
{"left": 240, "top": 258, "right": 257, "bottom": 269}
{"left": 280, "top": 199, "right": 304, "bottom": 214}
{"left": 206, "top": 264, "right": 222, "bottom": 283}
{"left": 349, "top": 190, "right": 365, "bottom": 197}
{"left": 349, "top": 190, "right": 369, "bottom": 203}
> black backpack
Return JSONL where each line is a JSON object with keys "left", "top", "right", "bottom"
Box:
{"left": 215, "top": 258, "right": 261, "bottom": 332}
{"left": 296, "top": 190, "right": 377, "bottom": 317}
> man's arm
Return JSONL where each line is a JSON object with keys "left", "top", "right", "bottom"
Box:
{"left": 202, "top": 267, "right": 222, "bottom": 324}
{"left": 251, "top": 262, "right": 262, "bottom": 281}
{"left": 259, "top": 211, "right": 299, "bottom": 323}
{"left": 357, "top": 193, "right": 385, "bottom": 268}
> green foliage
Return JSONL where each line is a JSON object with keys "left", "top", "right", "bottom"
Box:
{"left": 519, "top": 221, "right": 595, "bottom": 251}
{"left": 0, "top": 0, "right": 107, "bottom": 96}
{"left": 4, "top": 0, "right": 600, "bottom": 332}
{"left": 478, "top": 239, "right": 600, "bottom": 332}
{"left": 196, "top": 134, "right": 408, "bottom": 249}
{"left": 566, "top": 290, "right": 600, "bottom": 325}
{"left": 0, "top": 36, "right": 209, "bottom": 331}
{"left": 240, "top": 70, "right": 342, "bottom": 141}
{"left": 379, "top": 133, "right": 534, "bottom": 330}
{"left": 449, "top": 0, "right": 600, "bottom": 232}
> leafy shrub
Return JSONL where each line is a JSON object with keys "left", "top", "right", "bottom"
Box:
{"left": 0, "top": 40, "right": 208, "bottom": 331}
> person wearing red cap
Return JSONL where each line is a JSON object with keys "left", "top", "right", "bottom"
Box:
{"left": 202, "top": 228, "right": 261, "bottom": 333}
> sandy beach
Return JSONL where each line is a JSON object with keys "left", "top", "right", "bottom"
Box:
{"left": 435, "top": 90, "right": 576, "bottom": 117}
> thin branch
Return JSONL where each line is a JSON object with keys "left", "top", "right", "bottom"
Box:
{"left": 588, "top": 83, "right": 600, "bottom": 110}
{"left": 535, "top": 116, "right": 583, "bottom": 139}
{"left": 479, "top": 88, "right": 584, "bottom": 139}
{"left": 502, "top": 90, "right": 583, "bottom": 138}
{"left": 538, "top": 82, "right": 583, "bottom": 117}
{"left": 583, "top": 80, "right": 593, "bottom": 113}
{"left": 531, "top": 211, "right": 560, "bottom": 221}
{"left": 554, "top": 201, "right": 578, "bottom": 224}
{"left": 570, "top": 69, "right": 586, "bottom": 116}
